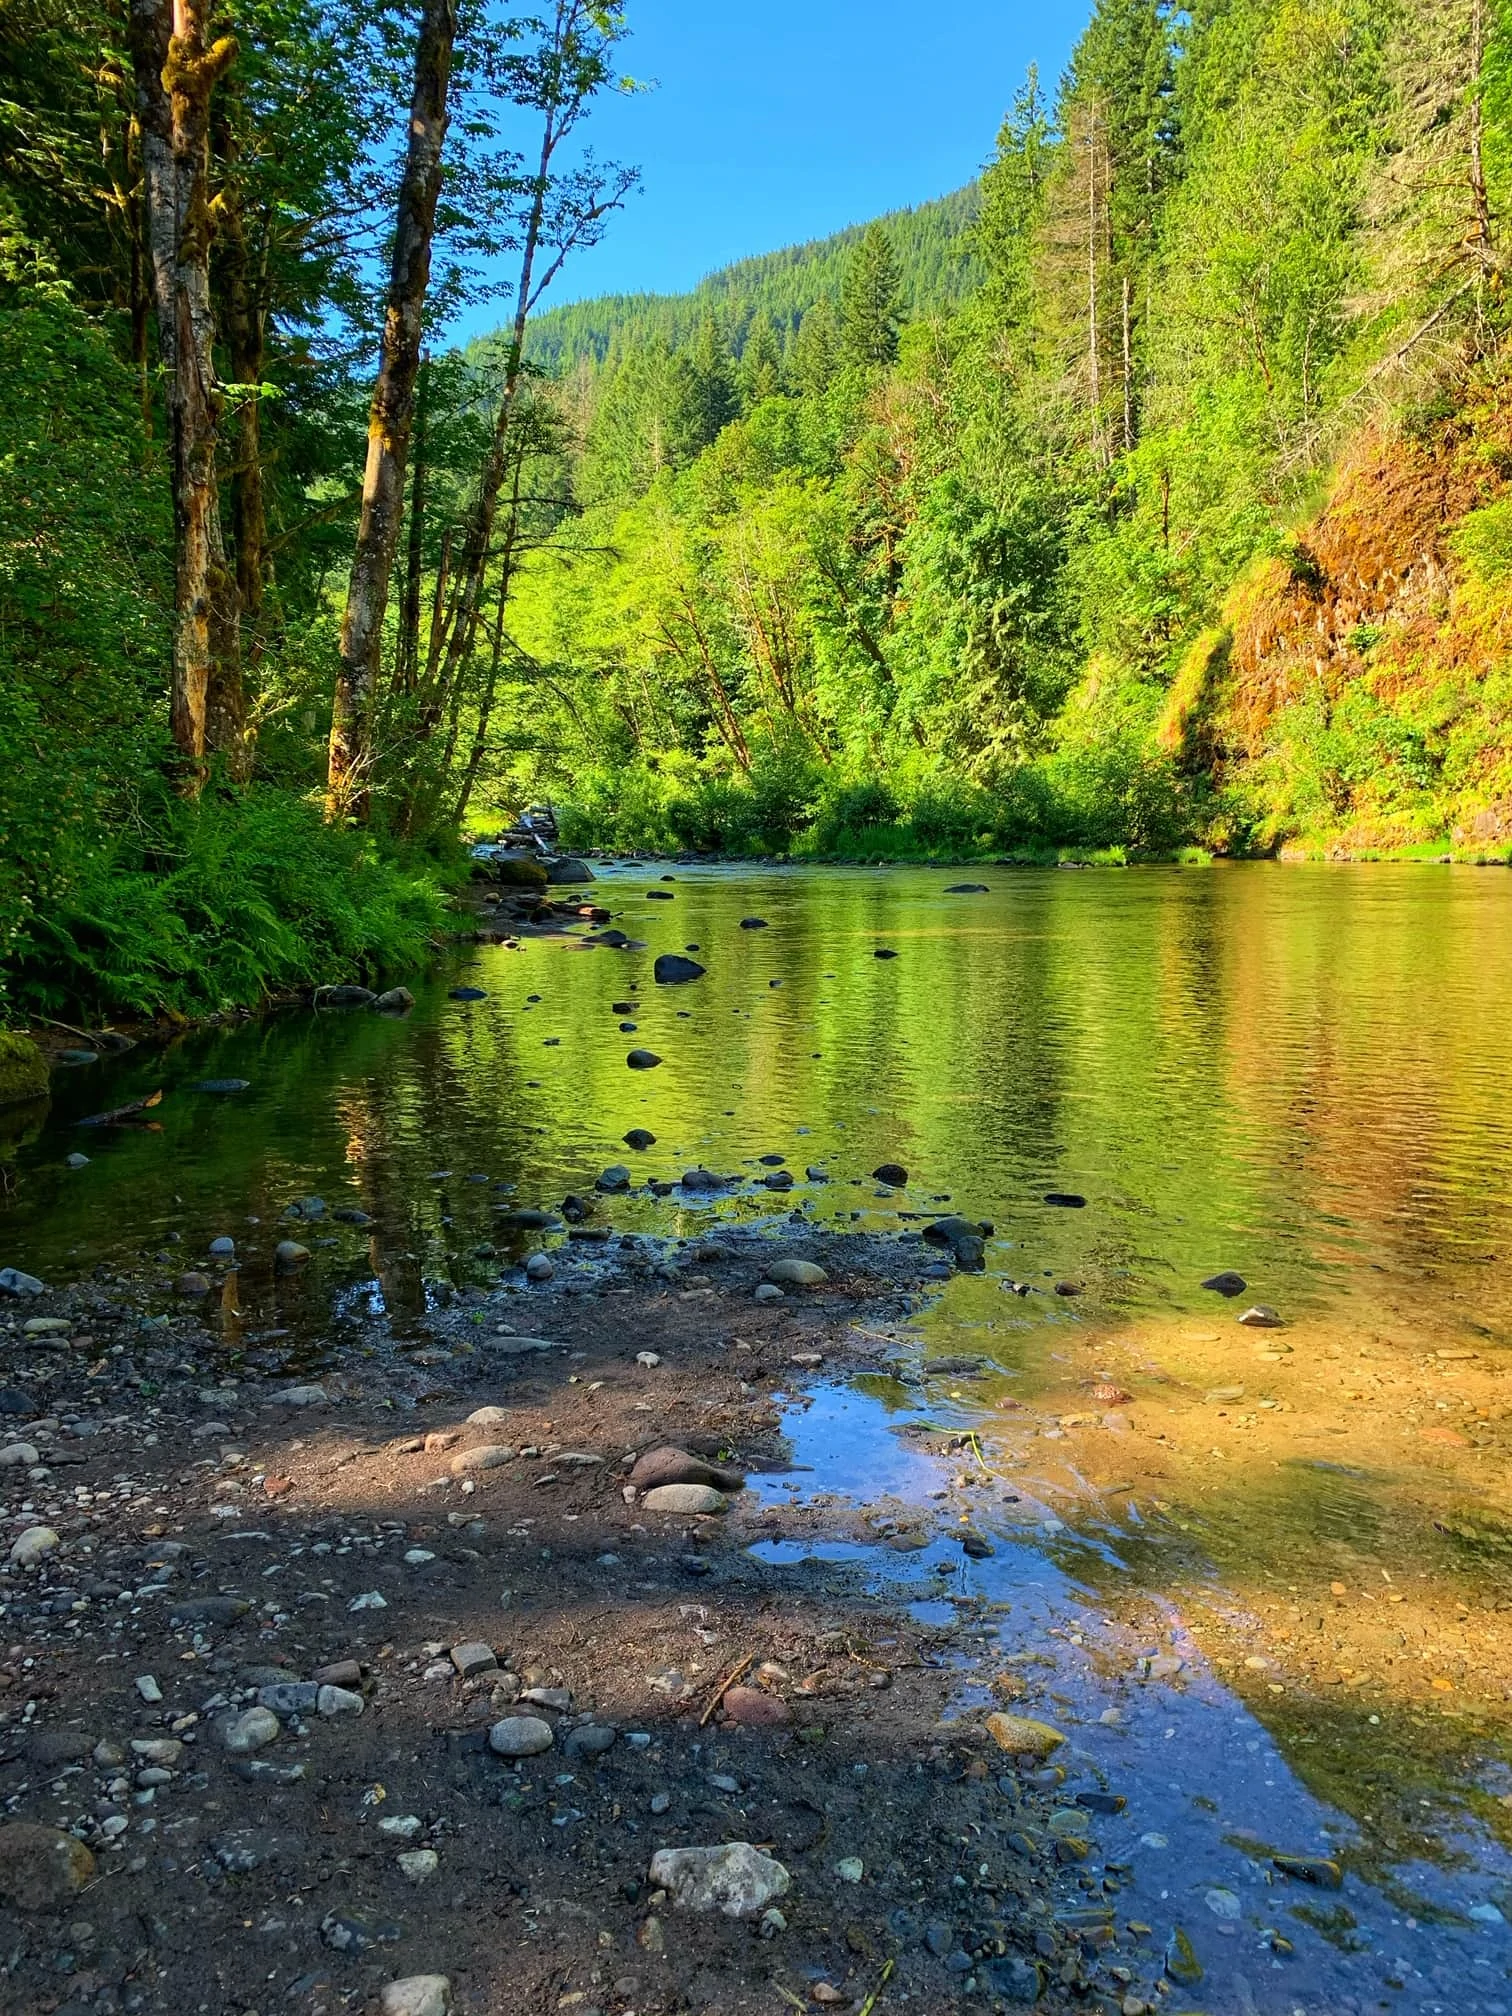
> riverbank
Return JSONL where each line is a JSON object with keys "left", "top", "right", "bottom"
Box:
{"left": 0, "top": 1231, "right": 1122, "bottom": 2016}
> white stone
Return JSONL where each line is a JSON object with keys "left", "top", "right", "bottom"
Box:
{"left": 635, "top": 1351, "right": 661, "bottom": 1367}
{"left": 753, "top": 1283, "right": 785, "bottom": 1302}
{"left": 377, "top": 1814, "right": 423, "bottom": 1840}
{"left": 0, "top": 1444, "right": 39, "bottom": 1467}
{"left": 221, "top": 1706, "right": 280, "bottom": 1754}
{"left": 317, "top": 1685, "right": 364, "bottom": 1716}
{"left": 348, "top": 1590, "right": 388, "bottom": 1611}
{"left": 380, "top": 1978, "right": 451, "bottom": 2016}
{"left": 488, "top": 1715, "right": 554, "bottom": 1758}
{"left": 8, "top": 1525, "right": 59, "bottom": 1568}
{"left": 450, "top": 1444, "right": 514, "bottom": 1474}
{"left": 134, "top": 1675, "right": 163, "bottom": 1705}
{"left": 641, "top": 1483, "right": 729, "bottom": 1515}
{"left": 766, "top": 1258, "right": 828, "bottom": 1287}
{"left": 273, "top": 1384, "right": 329, "bottom": 1407}
{"left": 648, "top": 1842, "right": 791, "bottom": 1918}
{"left": 397, "top": 1848, "right": 439, "bottom": 1883}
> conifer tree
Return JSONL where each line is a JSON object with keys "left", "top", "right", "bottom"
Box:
{"left": 688, "top": 308, "right": 736, "bottom": 444}
{"left": 840, "top": 221, "right": 904, "bottom": 368}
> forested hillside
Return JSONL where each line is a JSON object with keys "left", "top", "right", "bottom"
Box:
{"left": 524, "top": 185, "right": 981, "bottom": 371}
{"left": 2, "top": 0, "right": 1510, "bottom": 1019}
{"left": 497, "top": 0, "right": 1512, "bottom": 862}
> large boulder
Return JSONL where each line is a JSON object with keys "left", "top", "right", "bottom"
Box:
{"left": 544, "top": 856, "right": 594, "bottom": 885}
{"left": 490, "top": 853, "right": 550, "bottom": 890}
{"left": 630, "top": 1446, "right": 744, "bottom": 1493}
{"left": 0, "top": 1033, "right": 47, "bottom": 1107}
{"left": 0, "top": 1823, "right": 95, "bottom": 1909}
{"left": 648, "top": 1843, "right": 790, "bottom": 1918}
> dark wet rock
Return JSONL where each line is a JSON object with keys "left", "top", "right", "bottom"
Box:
{"left": 874, "top": 947, "right": 898, "bottom": 959}
{"left": 286, "top": 1194, "right": 326, "bottom": 1218}
{"left": 984, "top": 1956, "right": 1042, "bottom": 2002}
{"left": 373, "top": 986, "right": 415, "bottom": 1013}
{"left": 806, "top": 1165, "right": 829, "bottom": 1182}
{"left": 258, "top": 1682, "right": 320, "bottom": 1716}
{"left": 873, "top": 1162, "right": 908, "bottom": 1186}
{"left": 924, "top": 1922, "right": 953, "bottom": 1958}
{"left": 316, "top": 984, "right": 376, "bottom": 1008}
{"left": 321, "top": 1911, "right": 402, "bottom": 1952}
{"left": 544, "top": 856, "right": 594, "bottom": 884}
{"left": 449, "top": 986, "right": 487, "bottom": 1001}
{"left": 654, "top": 954, "right": 705, "bottom": 984}
{"left": 611, "top": 1001, "right": 637, "bottom": 1014}
{"left": 274, "top": 1239, "right": 310, "bottom": 1270}
{"left": 563, "top": 1724, "right": 617, "bottom": 1759}
{"left": 922, "top": 1217, "right": 987, "bottom": 1272}
{"left": 1053, "top": 1279, "right": 1083, "bottom": 1297}
{"left": 496, "top": 1207, "right": 561, "bottom": 1229}
{"left": 191, "top": 1077, "right": 250, "bottom": 1093}
{"left": 944, "top": 883, "right": 990, "bottom": 893}
{"left": 1273, "top": 1853, "right": 1342, "bottom": 1889}
{"left": 928, "top": 1355, "right": 986, "bottom": 1375}
{"left": 0, "top": 1823, "right": 95, "bottom": 1909}
{"left": 53, "top": 1046, "right": 97, "bottom": 1064}
{"left": 1075, "top": 1791, "right": 1126, "bottom": 1815}
{"left": 961, "top": 1531, "right": 994, "bottom": 1559}
{"left": 562, "top": 1195, "right": 589, "bottom": 1222}
{"left": 681, "top": 1168, "right": 725, "bottom": 1191}
{"left": 626, "top": 1049, "right": 661, "bottom": 1070}
{"left": 0, "top": 1387, "right": 36, "bottom": 1415}
{"left": 333, "top": 1207, "right": 373, "bottom": 1226}
{"left": 1197, "top": 1270, "right": 1247, "bottom": 1298}
{"left": 596, "top": 1165, "right": 631, "bottom": 1193}
{"left": 170, "top": 1595, "right": 251, "bottom": 1627}
{"left": 1044, "top": 1191, "right": 1086, "bottom": 1208}
{"left": 646, "top": 889, "right": 675, "bottom": 900}
{"left": 629, "top": 1446, "right": 745, "bottom": 1494}
{"left": 739, "top": 916, "right": 769, "bottom": 930}
{"left": 175, "top": 1271, "right": 212, "bottom": 1297}
{"left": 761, "top": 1170, "right": 794, "bottom": 1190}
{"left": 624, "top": 1128, "right": 656, "bottom": 1151}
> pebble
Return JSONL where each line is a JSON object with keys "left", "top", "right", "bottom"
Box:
{"left": 0, "top": 1442, "right": 39, "bottom": 1466}
{"left": 134, "top": 1675, "right": 163, "bottom": 1705}
{"left": 451, "top": 1444, "right": 514, "bottom": 1474}
{"left": 221, "top": 1707, "right": 280, "bottom": 1754}
{"left": 273, "top": 1240, "right": 310, "bottom": 1270}
{"left": 722, "top": 1685, "right": 790, "bottom": 1728}
{"left": 451, "top": 1640, "right": 498, "bottom": 1678}
{"left": 641, "top": 1483, "right": 730, "bottom": 1515}
{"left": 9, "top": 1525, "right": 60, "bottom": 1568}
{"left": 397, "top": 1849, "right": 439, "bottom": 1883}
{"left": 378, "top": 1815, "right": 425, "bottom": 1840}
{"left": 0, "top": 1268, "right": 45, "bottom": 1296}
{"left": 488, "top": 1716, "right": 555, "bottom": 1757}
{"left": 273, "top": 1383, "right": 328, "bottom": 1406}
{"left": 765, "top": 1258, "right": 827, "bottom": 1287}
{"left": 349, "top": 1590, "right": 388, "bottom": 1610}
{"left": 525, "top": 1253, "right": 554, "bottom": 1281}
{"left": 836, "top": 1857, "right": 865, "bottom": 1883}
{"left": 648, "top": 1842, "right": 790, "bottom": 1918}
{"left": 1238, "top": 1304, "right": 1284, "bottom": 1327}
{"left": 380, "top": 1980, "right": 452, "bottom": 2016}
{"left": 985, "top": 1712, "right": 1065, "bottom": 1759}
{"left": 754, "top": 1283, "right": 784, "bottom": 1303}
{"left": 318, "top": 1685, "right": 364, "bottom": 1716}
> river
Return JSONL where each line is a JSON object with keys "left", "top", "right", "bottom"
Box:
{"left": 6, "top": 858, "right": 1512, "bottom": 2011}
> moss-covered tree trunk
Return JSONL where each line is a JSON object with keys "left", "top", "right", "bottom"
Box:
{"left": 128, "top": 0, "right": 242, "bottom": 789}
{"left": 327, "top": 0, "right": 456, "bottom": 822}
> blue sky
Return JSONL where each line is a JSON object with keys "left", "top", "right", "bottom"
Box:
{"left": 464, "top": 0, "right": 1088, "bottom": 330}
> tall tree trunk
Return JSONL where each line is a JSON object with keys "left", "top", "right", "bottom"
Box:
{"left": 328, "top": 0, "right": 457, "bottom": 821}
{"left": 213, "top": 93, "right": 265, "bottom": 773}
{"left": 394, "top": 353, "right": 431, "bottom": 696}
{"left": 128, "top": 0, "right": 240, "bottom": 788}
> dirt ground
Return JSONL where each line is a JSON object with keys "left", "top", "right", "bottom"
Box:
{"left": 0, "top": 1234, "right": 1150, "bottom": 2016}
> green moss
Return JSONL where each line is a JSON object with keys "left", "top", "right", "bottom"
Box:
{"left": 0, "top": 1030, "right": 47, "bottom": 1105}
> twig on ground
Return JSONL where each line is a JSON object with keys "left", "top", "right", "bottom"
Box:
{"left": 698, "top": 1651, "right": 755, "bottom": 1727}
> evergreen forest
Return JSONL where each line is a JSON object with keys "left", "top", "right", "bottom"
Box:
{"left": 3, "top": 0, "right": 1511, "bottom": 1016}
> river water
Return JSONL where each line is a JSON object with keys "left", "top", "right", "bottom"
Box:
{"left": 6, "top": 860, "right": 1512, "bottom": 2012}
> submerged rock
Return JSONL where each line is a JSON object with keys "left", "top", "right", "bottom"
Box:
{"left": 985, "top": 1711, "right": 1065, "bottom": 1759}
{"left": 624, "top": 1128, "right": 657, "bottom": 1150}
{"left": 654, "top": 953, "right": 705, "bottom": 984}
{"left": 739, "top": 917, "right": 769, "bottom": 930}
{"left": 922, "top": 1217, "right": 987, "bottom": 1271}
{"left": 873, "top": 1162, "right": 908, "bottom": 1186}
{"left": 626, "top": 1049, "right": 662, "bottom": 1070}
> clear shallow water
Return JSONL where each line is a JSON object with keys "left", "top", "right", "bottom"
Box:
{"left": 7, "top": 858, "right": 1512, "bottom": 2006}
